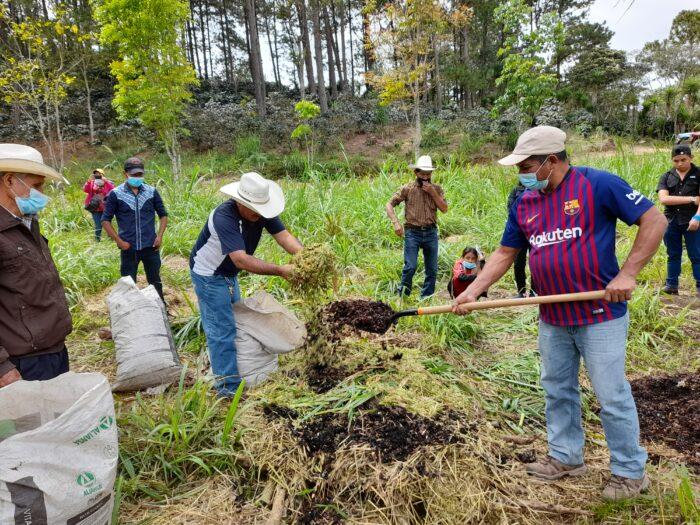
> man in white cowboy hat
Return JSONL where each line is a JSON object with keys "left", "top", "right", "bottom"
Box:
{"left": 0, "top": 144, "right": 72, "bottom": 388}
{"left": 452, "top": 126, "right": 667, "bottom": 500}
{"left": 189, "top": 172, "right": 302, "bottom": 397}
{"left": 386, "top": 155, "right": 448, "bottom": 298}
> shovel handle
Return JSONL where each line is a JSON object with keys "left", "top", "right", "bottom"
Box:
{"left": 416, "top": 290, "right": 607, "bottom": 316}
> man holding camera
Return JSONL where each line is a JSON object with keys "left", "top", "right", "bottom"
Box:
{"left": 386, "top": 155, "right": 448, "bottom": 298}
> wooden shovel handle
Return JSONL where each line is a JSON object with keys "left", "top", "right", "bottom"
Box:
{"left": 416, "top": 290, "right": 607, "bottom": 316}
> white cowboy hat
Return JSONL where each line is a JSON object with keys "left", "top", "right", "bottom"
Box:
{"left": 220, "top": 172, "right": 285, "bottom": 218}
{"left": 0, "top": 144, "right": 68, "bottom": 184}
{"left": 409, "top": 155, "right": 436, "bottom": 172}
{"left": 498, "top": 126, "right": 567, "bottom": 166}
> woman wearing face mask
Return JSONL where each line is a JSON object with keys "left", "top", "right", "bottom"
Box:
{"left": 0, "top": 144, "right": 72, "bottom": 388}
{"left": 83, "top": 168, "right": 114, "bottom": 242}
{"left": 448, "top": 246, "right": 486, "bottom": 299}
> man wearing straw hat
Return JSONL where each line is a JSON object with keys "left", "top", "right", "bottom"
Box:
{"left": 189, "top": 172, "right": 302, "bottom": 397}
{"left": 453, "top": 126, "right": 667, "bottom": 500}
{"left": 386, "top": 155, "right": 448, "bottom": 298}
{"left": 0, "top": 144, "right": 72, "bottom": 388}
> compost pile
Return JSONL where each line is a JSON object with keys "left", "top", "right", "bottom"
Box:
{"left": 306, "top": 364, "right": 348, "bottom": 393}
{"left": 272, "top": 401, "right": 468, "bottom": 463}
{"left": 324, "top": 299, "right": 395, "bottom": 334}
{"left": 631, "top": 370, "right": 700, "bottom": 471}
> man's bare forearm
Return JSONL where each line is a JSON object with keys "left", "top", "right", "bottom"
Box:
{"left": 432, "top": 192, "right": 448, "bottom": 213}
{"left": 157, "top": 216, "right": 168, "bottom": 237}
{"left": 456, "top": 246, "right": 519, "bottom": 301}
{"left": 273, "top": 230, "right": 303, "bottom": 255}
{"left": 230, "top": 252, "right": 286, "bottom": 277}
{"left": 619, "top": 207, "right": 666, "bottom": 279}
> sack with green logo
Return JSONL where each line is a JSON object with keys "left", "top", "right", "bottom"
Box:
{"left": 107, "top": 276, "right": 181, "bottom": 392}
{"left": 0, "top": 372, "right": 118, "bottom": 524}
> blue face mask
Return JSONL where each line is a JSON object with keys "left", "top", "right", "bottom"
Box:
{"left": 518, "top": 159, "right": 551, "bottom": 191}
{"left": 12, "top": 176, "right": 49, "bottom": 215}
{"left": 462, "top": 260, "right": 477, "bottom": 270}
{"left": 127, "top": 176, "right": 144, "bottom": 188}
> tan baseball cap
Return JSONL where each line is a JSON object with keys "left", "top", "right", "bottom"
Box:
{"left": 498, "top": 126, "right": 567, "bottom": 166}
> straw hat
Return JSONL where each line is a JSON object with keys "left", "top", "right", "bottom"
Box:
{"left": 220, "top": 172, "right": 285, "bottom": 219}
{"left": 0, "top": 144, "right": 67, "bottom": 183}
{"left": 409, "top": 155, "right": 436, "bottom": 172}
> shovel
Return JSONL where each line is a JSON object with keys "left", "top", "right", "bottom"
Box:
{"left": 384, "top": 290, "right": 607, "bottom": 332}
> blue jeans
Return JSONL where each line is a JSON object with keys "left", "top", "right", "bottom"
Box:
{"left": 190, "top": 271, "right": 241, "bottom": 397}
{"left": 399, "top": 227, "right": 439, "bottom": 297}
{"left": 663, "top": 217, "right": 700, "bottom": 289}
{"left": 91, "top": 212, "right": 103, "bottom": 241}
{"left": 538, "top": 313, "right": 647, "bottom": 479}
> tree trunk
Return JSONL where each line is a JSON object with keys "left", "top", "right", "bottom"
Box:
{"left": 222, "top": 0, "right": 236, "bottom": 86}
{"left": 433, "top": 37, "right": 442, "bottom": 110}
{"left": 272, "top": 8, "right": 282, "bottom": 88}
{"left": 362, "top": 6, "right": 375, "bottom": 91}
{"left": 330, "top": 3, "right": 345, "bottom": 90}
{"left": 296, "top": 36, "right": 306, "bottom": 97}
{"left": 82, "top": 65, "right": 95, "bottom": 143}
{"left": 244, "top": 0, "right": 267, "bottom": 116}
{"left": 263, "top": 8, "right": 281, "bottom": 87}
{"left": 323, "top": 7, "right": 337, "bottom": 98}
{"left": 295, "top": 0, "right": 316, "bottom": 95}
{"left": 310, "top": 0, "right": 328, "bottom": 112}
{"left": 337, "top": 1, "right": 348, "bottom": 92}
{"left": 347, "top": 0, "right": 354, "bottom": 95}
{"left": 413, "top": 81, "right": 421, "bottom": 160}
{"left": 198, "top": 1, "right": 208, "bottom": 80}
{"left": 205, "top": 2, "right": 214, "bottom": 78}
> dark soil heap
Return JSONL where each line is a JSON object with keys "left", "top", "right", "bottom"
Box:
{"left": 631, "top": 371, "right": 700, "bottom": 471}
{"left": 292, "top": 402, "right": 464, "bottom": 463}
{"left": 307, "top": 364, "right": 348, "bottom": 393}
{"left": 324, "top": 299, "right": 395, "bottom": 334}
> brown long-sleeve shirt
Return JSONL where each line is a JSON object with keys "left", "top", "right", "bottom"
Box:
{"left": 389, "top": 181, "right": 445, "bottom": 227}
{"left": 0, "top": 207, "right": 72, "bottom": 376}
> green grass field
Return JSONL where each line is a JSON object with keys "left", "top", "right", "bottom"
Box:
{"left": 43, "top": 139, "right": 699, "bottom": 524}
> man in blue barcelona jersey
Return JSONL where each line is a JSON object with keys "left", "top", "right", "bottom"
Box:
{"left": 453, "top": 126, "right": 667, "bottom": 500}
{"left": 189, "top": 172, "right": 302, "bottom": 398}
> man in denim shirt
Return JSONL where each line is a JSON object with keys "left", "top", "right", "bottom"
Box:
{"left": 102, "top": 157, "right": 169, "bottom": 301}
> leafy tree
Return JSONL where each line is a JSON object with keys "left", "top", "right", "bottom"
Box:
{"left": 290, "top": 99, "right": 320, "bottom": 166}
{"left": 493, "top": 0, "right": 560, "bottom": 125}
{"left": 366, "top": 0, "right": 470, "bottom": 158}
{"left": 0, "top": 4, "right": 78, "bottom": 172}
{"left": 96, "top": 0, "right": 198, "bottom": 176}
{"left": 670, "top": 9, "right": 700, "bottom": 47}
{"left": 568, "top": 47, "right": 626, "bottom": 102}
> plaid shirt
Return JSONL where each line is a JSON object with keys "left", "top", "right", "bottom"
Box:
{"left": 390, "top": 181, "right": 445, "bottom": 227}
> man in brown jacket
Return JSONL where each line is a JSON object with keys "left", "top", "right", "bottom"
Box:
{"left": 386, "top": 155, "right": 448, "bottom": 298}
{"left": 0, "top": 144, "right": 72, "bottom": 388}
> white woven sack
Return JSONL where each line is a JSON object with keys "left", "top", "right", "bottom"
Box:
{"left": 107, "top": 276, "right": 181, "bottom": 392}
{"left": 0, "top": 372, "right": 118, "bottom": 524}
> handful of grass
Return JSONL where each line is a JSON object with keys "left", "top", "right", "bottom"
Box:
{"left": 289, "top": 243, "right": 337, "bottom": 297}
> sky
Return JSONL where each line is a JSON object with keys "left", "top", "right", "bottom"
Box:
{"left": 587, "top": 0, "right": 687, "bottom": 53}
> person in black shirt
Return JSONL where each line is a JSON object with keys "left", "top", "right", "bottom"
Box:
{"left": 656, "top": 144, "right": 700, "bottom": 296}
{"left": 506, "top": 182, "right": 535, "bottom": 297}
